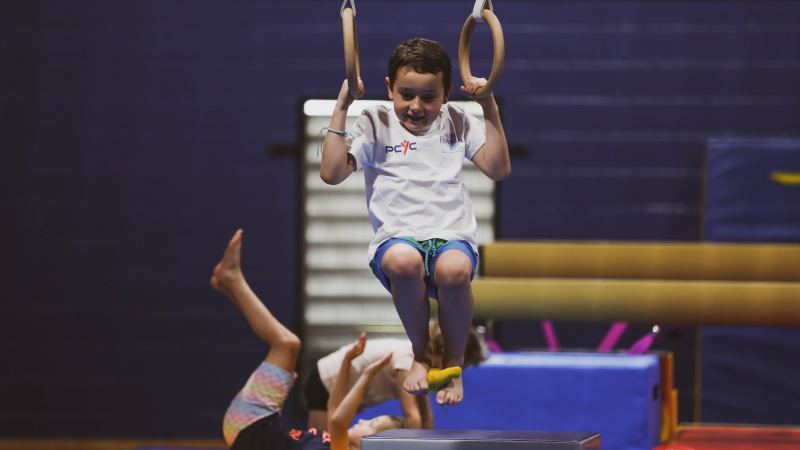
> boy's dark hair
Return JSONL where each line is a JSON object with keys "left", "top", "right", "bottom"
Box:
{"left": 387, "top": 38, "right": 452, "bottom": 93}
{"left": 429, "top": 326, "right": 486, "bottom": 368}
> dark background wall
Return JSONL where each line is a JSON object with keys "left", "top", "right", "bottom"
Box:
{"left": 2, "top": 0, "right": 799, "bottom": 438}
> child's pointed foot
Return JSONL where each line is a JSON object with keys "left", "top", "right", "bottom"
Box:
{"left": 435, "top": 372, "right": 464, "bottom": 405}
{"left": 210, "top": 229, "right": 245, "bottom": 298}
{"left": 403, "top": 360, "right": 430, "bottom": 396}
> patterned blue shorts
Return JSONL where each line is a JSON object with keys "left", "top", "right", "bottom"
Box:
{"left": 370, "top": 237, "right": 478, "bottom": 300}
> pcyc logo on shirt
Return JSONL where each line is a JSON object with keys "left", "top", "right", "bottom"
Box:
{"left": 385, "top": 140, "right": 418, "bottom": 155}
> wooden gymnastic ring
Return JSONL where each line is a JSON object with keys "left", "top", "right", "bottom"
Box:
{"left": 341, "top": 7, "right": 361, "bottom": 99}
{"left": 458, "top": 9, "right": 505, "bottom": 98}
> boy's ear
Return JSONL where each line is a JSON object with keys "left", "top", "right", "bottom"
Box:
{"left": 384, "top": 76, "right": 393, "bottom": 99}
{"left": 443, "top": 84, "right": 453, "bottom": 103}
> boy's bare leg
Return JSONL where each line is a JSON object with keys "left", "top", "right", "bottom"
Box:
{"left": 210, "top": 229, "right": 301, "bottom": 374}
{"left": 432, "top": 250, "right": 474, "bottom": 405}
{"left": 382, "top": 244, "right": 431, "bottom": 395}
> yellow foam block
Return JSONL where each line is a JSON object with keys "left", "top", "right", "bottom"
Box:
{"left": 428, "top": 366, "right": 462, "bottom": 392}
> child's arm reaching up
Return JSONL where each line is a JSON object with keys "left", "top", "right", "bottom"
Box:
{"left": 327, "top": 332, "right": 366, "bottom": 414}
{"left": 462, "top": 77, "right": 511, "bottom": 182}
{"left": 328, "top": 333, "right": 393, "bottom": 450}
{"left": 321, "top": 79, "right": 363, "bottom": 185}
{"left": 395, "top": 369, "right": 424, "bottom": 428}
{"left": 418, "top": 394, "right": 434, "bottom": 429}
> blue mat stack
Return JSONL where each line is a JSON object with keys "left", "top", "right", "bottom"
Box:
{"left": 357, "top": 351, "right": 662, "bottom": 450}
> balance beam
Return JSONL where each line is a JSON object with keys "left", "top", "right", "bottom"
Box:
{"left": 361, "top": 429, "right": 600, "bottom": 449}
{"left": 472, "top": 278, "right": 800, "bottom": 325}
{"left": 480, "top": 241, "right": 800, "bottom": 281}
{"left": 474, "top": 241, "right": 800, "bottom": 325}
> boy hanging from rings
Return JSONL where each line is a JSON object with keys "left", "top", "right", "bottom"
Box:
{"left": 320, "top": 37, "right": 510, "bottom": 405}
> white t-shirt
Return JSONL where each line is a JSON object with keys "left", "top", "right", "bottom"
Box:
{"left": 346, "top": 103, "right": 486, "bottom": 261}
{"left": 316, "top": 338, "right": 415, "bottom": 407}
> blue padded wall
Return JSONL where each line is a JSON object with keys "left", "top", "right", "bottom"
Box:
{"left": 701, "top": 138, "right": 800, "bottom": 424}
{"left": 705, "top": 138, "right": 800, "bottom": 242}
{"left": 489, "top": 1, "right": 800, "bottom": 424}
{"left": 1, "top": 0, "right": 304, "bottom": 437}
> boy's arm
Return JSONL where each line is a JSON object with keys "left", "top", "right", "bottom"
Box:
{"left": 321, "top": 79, "right": 363, "bottom": 185}
{"left": 462, "top": 79, "right": 511, "bottom": 181}
{"left": 329, "top": 353, "right": 393, "bottom": 450}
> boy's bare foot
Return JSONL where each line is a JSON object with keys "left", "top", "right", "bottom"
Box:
{"left": 403, "top": 360, "right": 430, "bottom": 396}
{"left": 435, "top": 374, "right": 463, "bottom": 405}
{"left": 210, "top": 229, "right": 245, "bottom": 299}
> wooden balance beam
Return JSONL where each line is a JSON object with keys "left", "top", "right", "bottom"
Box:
{"left": 473, "top": 241, "right": 800, "bottom": 325}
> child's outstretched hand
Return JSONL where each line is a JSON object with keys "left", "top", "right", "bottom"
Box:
{"left": 345, "top": 332, "right": 367, "bottom": 360}
{"left": 337, "top": 78, "right": 365, "bottom": 107}
{"left": 363, "top": 353, "right": 393, "bottom": 377}
{"left": 460, "top": 76, "right": 491, "bottom": 100}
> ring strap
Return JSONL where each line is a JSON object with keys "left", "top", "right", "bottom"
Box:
{"left": 340, "top": 0, "right": 356, "bottom": 17}
{"left": 471, "top": 0, "right": 492, "bottom": 22}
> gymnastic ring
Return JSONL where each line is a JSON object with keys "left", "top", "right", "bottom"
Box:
{"left": 341, "top": 7, "right": 361, "bottom": 99}
{"left": 458, "top": 8, "right": 505, "bottom": 98}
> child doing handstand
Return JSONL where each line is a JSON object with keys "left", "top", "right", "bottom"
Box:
{"left": 213, "top": 229, "right": 403, "bottom": 450}
{"left": 320, "top": 37, "right": 510, "bottom": 405}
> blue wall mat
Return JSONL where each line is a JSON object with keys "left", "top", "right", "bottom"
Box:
{"left": 701, "top": 326, "right": 800, "bottom": 424}
{"left": 702, "top": 138, "right": 800, "bottom": 424}
{"left": 356, "top": 352, "right": 661, "bottom": 450}
{"left": 705, "top": 138, "right": 800, "bottom": 242}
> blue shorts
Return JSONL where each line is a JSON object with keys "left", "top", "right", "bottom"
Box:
{"left": 370, "top": 237, "right": 478, "bottom": 300}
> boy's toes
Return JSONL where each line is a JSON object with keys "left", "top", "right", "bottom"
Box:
{"left": 435, "top": 389, "right": 448, "bottom": 405}
{"left": 436, "top": 387, "right": 462, "bottom": 405}
{"left": 404, "top": 360, "right": 431, "bottom": 396}
{"left": 435, "top": 376, "right": 464, "bottom": 405}
{"left": 404, "top": 382, "right": 428, "bottom": 396}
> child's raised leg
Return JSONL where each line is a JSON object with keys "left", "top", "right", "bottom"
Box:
{"left": 432, "top": 249, "right": 474, "bottom": 405}
{"left": 210, "top": 229, "right": 301, "bottom": 374}
{"left": 381, "top": 243, "right": 431, "bottom": 395}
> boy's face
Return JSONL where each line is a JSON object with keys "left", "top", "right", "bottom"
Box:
{"left": 385, "top": 68, "right": 450, "bottom": 135}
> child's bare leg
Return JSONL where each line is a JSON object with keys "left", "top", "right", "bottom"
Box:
{"left": 432, "top": 250, "right": 474, "bottom": 405}
{"left": 381, "top": 244, "right": 431, "bottom": 395}
{"left": 211, "top": 229, "right": 301, "bottom": 374}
